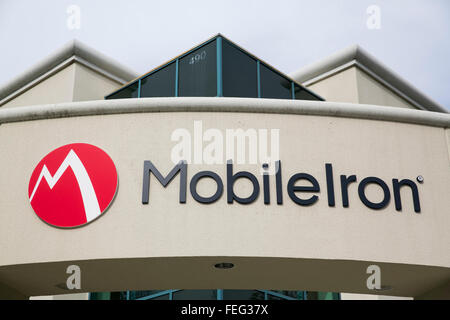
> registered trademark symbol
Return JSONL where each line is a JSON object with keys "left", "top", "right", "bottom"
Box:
{"left": 416, "top": 175, "right": 424, "bottom": 183}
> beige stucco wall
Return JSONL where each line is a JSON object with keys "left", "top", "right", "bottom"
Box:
{"left": 0, "top": 102, "right": 449, "bottom": 298}
{"left": 446, "top": 128, "right": 450, "bottom": 163}
{"left": 305, "top": 66, "right": 417, "bottom": 110}
{"left": 72, "top": 64, "right": 122, "bottom": 102}
{"left": 1, "top": 64, "right": 76, "bottom": 108}
{"left": 306, "top": 67, "right": 359, "bottom": 104}
{"left": 355, "top": 68, "right": 415, "bottom": 109}
{"left": 1, "top": 62, "right": 122, "bottom": 108}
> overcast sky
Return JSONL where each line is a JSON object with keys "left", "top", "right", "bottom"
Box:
{"left": 0, "top": 0, "right": 449, "bottom": 109}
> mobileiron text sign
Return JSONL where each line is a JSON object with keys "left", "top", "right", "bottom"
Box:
{"left": 142, "top": 161, "right": 421, "bottom": 213}
{"left": 28, "top": 143, "right": 118, "bottom": 228}
{"left": 28, "top": 144, "right": 421, "bottom": 229}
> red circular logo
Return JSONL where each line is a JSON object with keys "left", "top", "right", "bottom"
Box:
{"left": 28, "top": 143, "right": 118, "bottom": 228}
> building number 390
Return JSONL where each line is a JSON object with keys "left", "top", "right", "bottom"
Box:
{"left": 189, "top": 50, "right": 207, "bottom": 65}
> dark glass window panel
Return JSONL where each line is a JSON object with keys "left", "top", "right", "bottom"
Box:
{"left": 109, "top": 292, "right": 122, "bottom": 300}
{"left": 133, "top": 290, "right": 161, "bottom": 299}
{"left": 151, "top": 295, "right": 170, "bottom": 300}
{"left": 260, "top": 64, "right": 291, "bottom": 99}
{"left": 172, "top": 290, "right": 217, "bottom": 300}
{"left": 106, "top": 81, "right": 139, "bottom": 99}
{"left": 104, "top": 289, "right": 336, "bottom": 300}
{"left": 222, "top": 40, "right": 258, "bottom": 98}
{"left": 89, "top": 292, "right": 111, "bottom": 300}
{"left": 223, "top": 290, "right": 263, "bottom": 300}
{"left": 294, "top": 84, "right": 321, "bottom": 101}
{"left": 267, "top": 295, "right": 283, "bottom": 300}
{"left": 316, "top": 291, "right": 340, "bottom": 300}
{"left": 140, "top": 63, "right": 176, "bottom": 97}
{"left": 119, "top": 290, "right": 163, "bottom": 300}
{"left": 119, "top": 292, "right": 128, "bottom": 300}
{"left": 179, "top": 41, "right": 217, "bottom": 97}
{"left": 306, "top": 291, "right": 319, "bottom": 300}
{"left": 268, "top": 290, "right": 305, "bottom": 300}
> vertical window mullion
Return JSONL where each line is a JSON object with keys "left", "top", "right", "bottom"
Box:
{"left": 257, "top": 60, "right": 261, "bottom": 98}
{"left": 175, "top": 59, "right": 179, "bottom": 97}
{"left": 137, "top": 80, "right": 141, "bottom": 98}
{"left": 216, "top": 37, "right": 223, "bottom": 97}
{"left": 291, "top": 81, "right": 295, "bottom": 100}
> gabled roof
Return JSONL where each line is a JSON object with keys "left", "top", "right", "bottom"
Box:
{"left": 290, "top": 45, "right": 447, "bottom": 113}
{"left": 0, "top": 40, "right": 138, "bottom": 105}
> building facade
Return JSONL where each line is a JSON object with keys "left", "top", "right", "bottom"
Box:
{"left": 0, "top": 35, "right": 449, "bottom": 300}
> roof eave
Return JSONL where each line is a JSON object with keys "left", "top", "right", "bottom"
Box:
{"left": 0, "top": 39, "right": 139, "bottom": 104}
{"left": 290, "top": 45, "right": 447, "bottom": 113}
